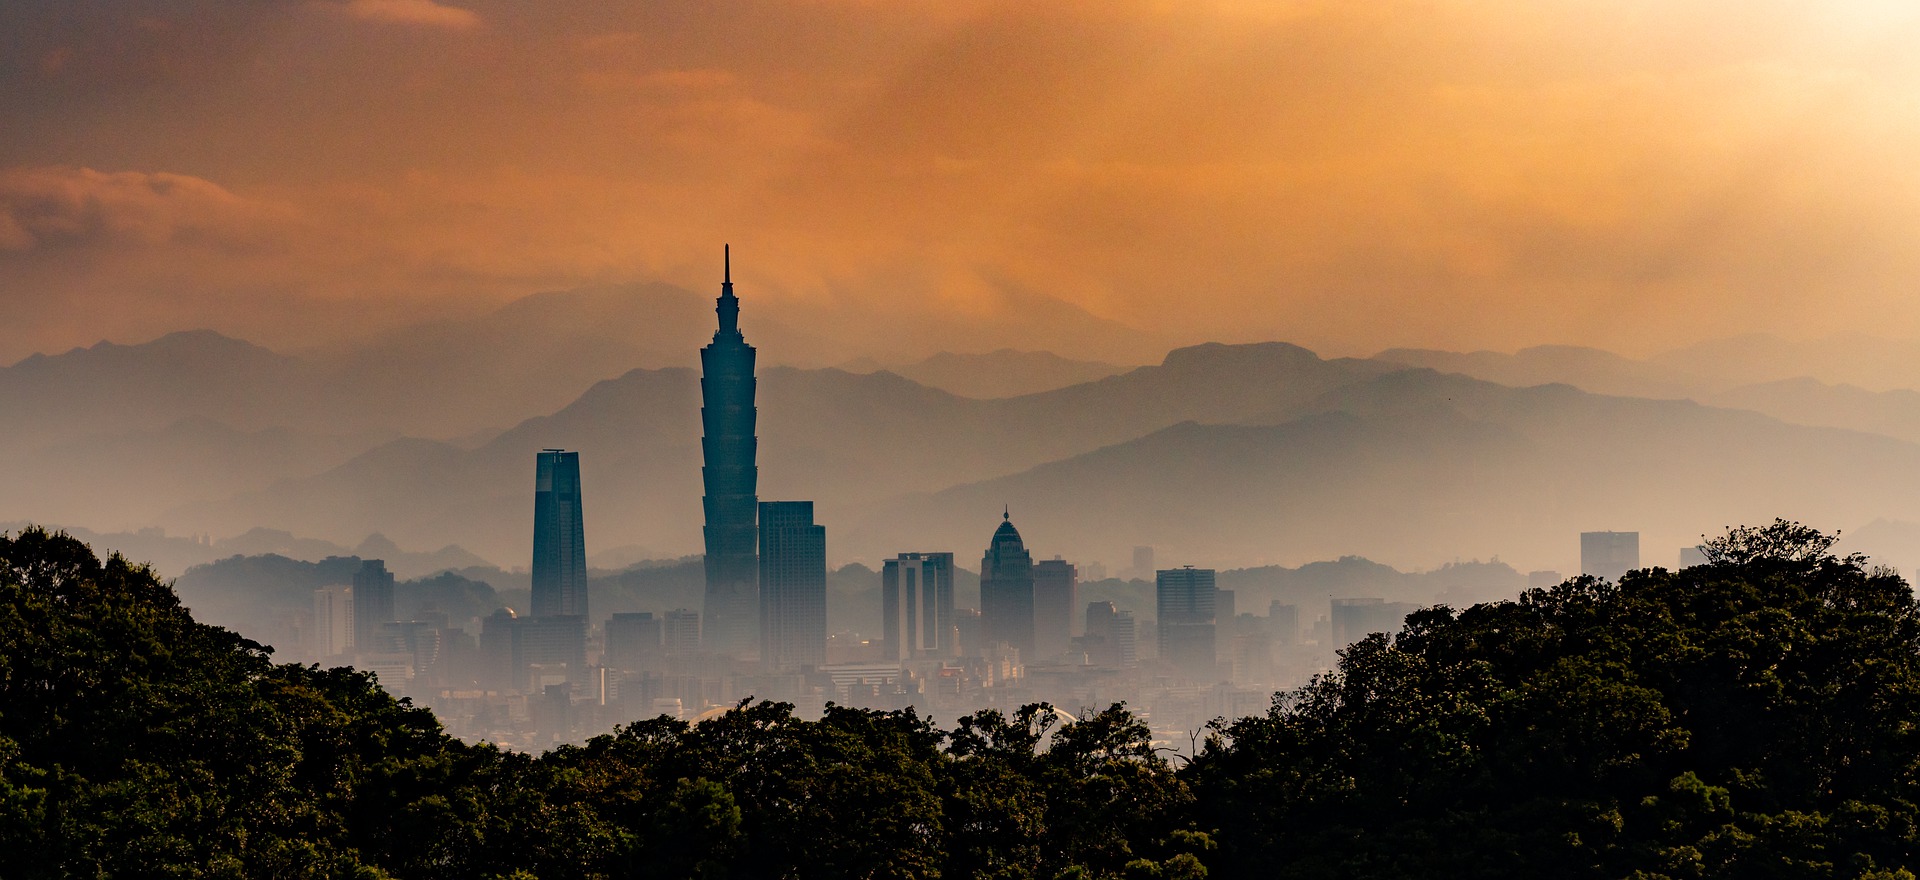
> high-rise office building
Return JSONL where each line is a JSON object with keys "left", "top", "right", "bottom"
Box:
{"left": 1581, "top": 531, "right": 1640, "bottom": 582}
{"left": 702, "top": 245, "right": 760, "bottom": 657}
{"left": 352, "top": 559, "right": 395, "bottom": 653}
{"left": 980, "top": 510, "right": 1036, "bottom": 661}
{"left": 1084, "top": 600, "right": 1128, "bottom": 667}
{"left": 604, "top": 612, "right": 663, "bottom": 671}
{"left": 391, "top": 617, "right": 448, "bottom": 687}
{"left": 1156, "top": 566, "right": 1217, "bottom": 680}
{"left": 532, "top": 449, "right": 589, "bottom": 618}
{"left": 1110, "top": 610, "right": 1137, "bottom": 667}
{"left": 954, "top": 608, "right": 982, "bottom": 657}
{"left": 312, "top": 585, "right": 354, "bottom": 657}
{"left": 1130, "top": 545, "right": 1155, "bottom": 579}
{"left": 759, "top": 501, "right": 826, "bottom": 670}
{"left": 475, "top": 607, "right": 586, "bottom": 693}
{"left": 664, "top": 609, "right": 702, "bottom": 656}
{"left": 1032, "top": 558, "right": 1078, "bottom": 662}
{"left": 479, "top": 608, "right": 520, "bottom": 692}
{"left": 520, "top": 614, "right": 587, "bottom": 688}
{"left": 1267, "top": 601, "right": 1299, "bottom": 646}
{"left": 1679, "top": 545, "right": 1709, "bottom": 568}
{"left": 1087, "top": 601, "right": 1117, "bottom": 639}
{"left": 882, "top": 552, "right": 956, "bottom": 661}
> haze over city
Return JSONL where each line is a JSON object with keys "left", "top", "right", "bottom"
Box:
{"left": 9, "top": 4, "right": 1920, "bottom": 877}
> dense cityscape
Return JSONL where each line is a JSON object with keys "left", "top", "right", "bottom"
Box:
{"left": 289, "top": 254, "right": 1680, "bottom": 754}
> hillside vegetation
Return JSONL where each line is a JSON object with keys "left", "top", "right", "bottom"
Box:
{"left": 2, "top": 521, "right": 1917, "bottom": 878}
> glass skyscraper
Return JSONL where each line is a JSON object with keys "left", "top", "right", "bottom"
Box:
{"left": 531, "top": 449, "right": 588, "bottom": 618}
{"left": 758, "top": 500, "right": 825, "bottom": 670}
{"left": 1156, "top": 566, "right": 1217, "bottom": 680}
{"left": 701, "top": 246, "right": 760, "bottom": 656}
{"left": 351, "top": 558, "right": 394, "bottom": 653}
{"left": 1031, "top": 558, "right": 1077, "bottom": 662}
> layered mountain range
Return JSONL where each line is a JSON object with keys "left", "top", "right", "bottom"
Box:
{"left": 11, "top": 282, "right": 1920, "bottom": 576}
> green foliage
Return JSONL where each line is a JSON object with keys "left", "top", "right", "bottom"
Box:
{"left": 0, "top": 527, "right": 1202, "bottom": 878}
{"left": 10, "top": 522, "right": 1920, "bottom": 878}
{"left": 0, "top": 527, "right": 479, "bottom": 878}
{"left": 1190, "top": 523, "right": 1920, "bottom": 878}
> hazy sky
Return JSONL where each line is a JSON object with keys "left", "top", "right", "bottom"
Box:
{"left": 4, "top": 1, "right": 1920, "bottom": 363}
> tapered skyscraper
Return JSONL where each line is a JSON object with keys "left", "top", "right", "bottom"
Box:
{"left": 701, "top": 246, "right": 760, "bottom": 656}
{"left": 531, "top": 449, "right": 588, "bottom": 618}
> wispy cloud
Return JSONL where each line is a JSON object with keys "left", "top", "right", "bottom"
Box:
{"left": 334, "top": 0, "right": 480, "bottom": 29}
{"left": 2, "top": 2, "right": 1920, "bottom": 361}
{"left": 0, "top": 166, "right": 292, "bottom": 253}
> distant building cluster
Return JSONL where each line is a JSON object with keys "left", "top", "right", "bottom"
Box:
{"left": 299, "top": 249, "right": 1685, "bottom": 751}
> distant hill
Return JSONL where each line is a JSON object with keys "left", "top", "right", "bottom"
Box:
{"left": 1838, "top": 518, "right": 1920, "bottom": 578}
{"left": 26, "top": 325, "right": 1920, "bottom": 578}
{"left": 152, "top": 340, "right": 1920, "bottom": 577}
{"left": 1380, "top": 334, "right": 1920, "bottom": 397}
{"left": 162, "top": 342, "right": 1396, "bottom": 565}
{"left": 306, "top": 279, "right": 1166, "bottom": 436}
{"left": 1373, "top": 342, "right": 1920, "bottom": 446}
{"left": 1217, "top": 557, "right": 1527, "bottom": 613}
{"left": 0, "top": 330, "right": 319, "bottom": 448}
{"left": 844, "top": 349, "right": 1132, "bottom": 399}
{"left": 1706, "top": 378, "right": 1920, "bottom": 446}
{"left": 0, "top": 417, "right": 387, "bottom": 528}
{"left": 850, "top": 368, "right": 1920, "bottom": 572}
{"left": 0, "top": 280, "right": 1166, "bottom": 536}
{"left": 1372, "top": 344, "right": 1700, "bottom": 399}
{"left": 1652, "top": 333, "right": 1920, "bottom": 392}
{"left": 0, "top": 521, "right": 496, "bottom": 581}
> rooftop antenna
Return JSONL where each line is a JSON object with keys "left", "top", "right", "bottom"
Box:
{"left": 1004, "top": 504, "right": 1010, "bottom": 521}
{"left": 715, "top": 243, "right": 741, "bottom": 336}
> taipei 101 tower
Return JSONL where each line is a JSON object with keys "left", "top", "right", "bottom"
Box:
{"left": 700, "top": 245, "right": 760, "bottom": 656}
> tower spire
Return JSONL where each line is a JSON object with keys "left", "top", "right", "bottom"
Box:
{"left": 715, "top": 243, "right": 740, "bottom": 338}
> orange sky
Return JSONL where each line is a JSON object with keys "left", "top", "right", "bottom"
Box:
{"left": 3, "top": 0, "right": 1920, "bottom": 364}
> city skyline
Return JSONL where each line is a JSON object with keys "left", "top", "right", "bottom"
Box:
{"left": 5, "top": 3, "right": 1917, "bottom": 873}
{"left": 3, "top": 1, "right": 1913, "bottom": 747}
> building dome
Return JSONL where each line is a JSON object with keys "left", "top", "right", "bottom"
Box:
{"left": 980, "top": 507, "right": 1037, "bottom": 659}
{"left": 989, "top": 507, "right": 1025, "bottom": 549}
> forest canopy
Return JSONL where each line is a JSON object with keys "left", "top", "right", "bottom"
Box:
{"left": 1, "top": 520, "right": 1917, "bottom": 879}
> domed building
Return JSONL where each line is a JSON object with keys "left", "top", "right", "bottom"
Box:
{"left": 980, "top": 508, "right": 1036, "bottom": 661}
